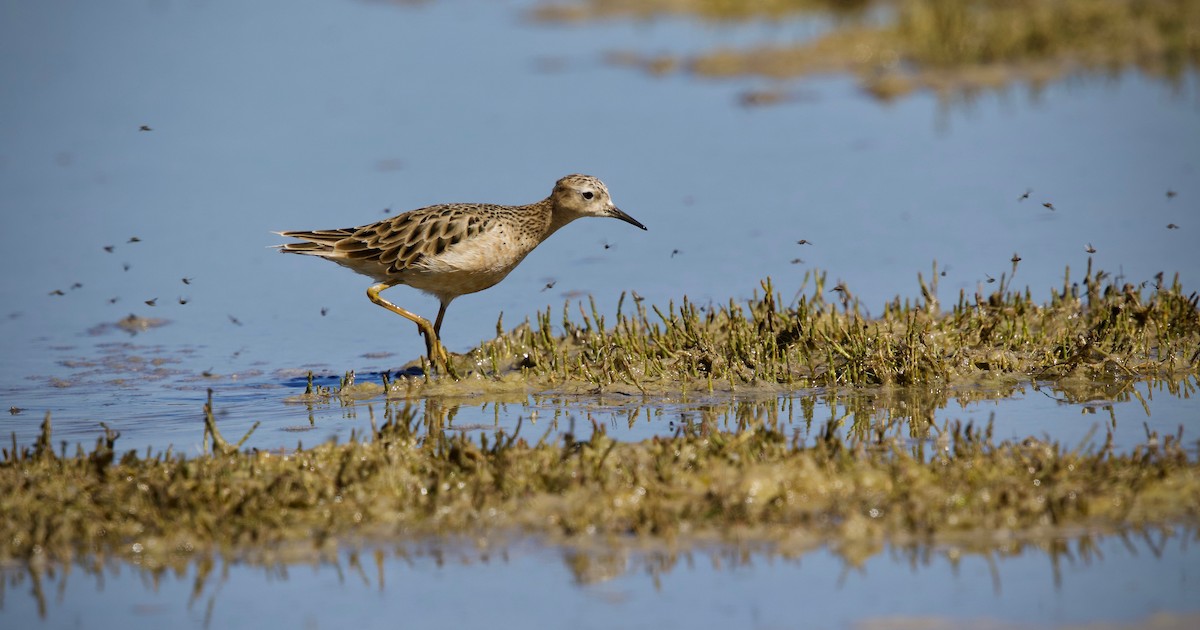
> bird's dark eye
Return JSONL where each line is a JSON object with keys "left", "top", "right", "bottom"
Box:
{"left": 582, "top": 191, "right": 594, "bottom": 200}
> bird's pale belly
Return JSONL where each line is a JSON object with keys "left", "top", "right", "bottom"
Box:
{"left": 403, "top": 265, "right": 516, "bottom": 298}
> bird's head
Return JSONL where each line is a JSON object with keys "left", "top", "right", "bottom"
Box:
{"left": 550, "top": 174, "right": 646, "bottom": 231}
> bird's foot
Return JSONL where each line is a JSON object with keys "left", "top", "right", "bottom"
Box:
{"left": 422, "top": 335, "right": 458, "bottom": 380}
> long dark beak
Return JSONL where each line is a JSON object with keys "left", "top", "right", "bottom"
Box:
{"left": 608, "top": 206, "right": 647, "bottom": 231}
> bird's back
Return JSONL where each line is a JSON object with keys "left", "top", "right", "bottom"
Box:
{"left": 277, "top": 201, "right": 553, "bottom": 297}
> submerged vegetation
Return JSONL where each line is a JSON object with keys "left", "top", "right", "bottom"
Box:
{"left": 535, "top": 0, "right": 1200, "bottom": 102}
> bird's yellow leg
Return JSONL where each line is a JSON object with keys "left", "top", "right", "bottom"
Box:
{"left": 367, "top": 284, "right": 453, "bottom": 375}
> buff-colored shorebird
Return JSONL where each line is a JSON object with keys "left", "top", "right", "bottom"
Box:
{"left": 276, "top": 174, "right": 646, "bottom": 372}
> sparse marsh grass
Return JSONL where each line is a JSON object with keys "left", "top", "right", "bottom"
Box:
{"left": 434, "top": 262, "right": 1198, "bottom": 392}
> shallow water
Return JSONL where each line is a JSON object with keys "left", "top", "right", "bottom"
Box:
{"left": 1, "top": 0, "right": 1199, "bottom": 627}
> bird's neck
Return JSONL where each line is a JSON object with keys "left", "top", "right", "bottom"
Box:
{"left": 541, "top": 199, "right": 578, "bottom": 238}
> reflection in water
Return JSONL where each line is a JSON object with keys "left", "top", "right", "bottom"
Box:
{"left": 339, "top": 372, "right": 1198, "bottom": 453}
{"left": 268, "top": 377, "right": 1157, "bottom": 465}
{"left": 2, "top": 526, "right": 1196, "bottom": 626}
{"left": 5, "top": 345, "right": 1198, "bottom": 455}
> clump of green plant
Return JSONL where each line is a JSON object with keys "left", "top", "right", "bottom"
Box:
{"left": 3, "top": 394, "right": 1198, "bottom": 567}
{"left": 440, "top": 262, "right": 1198, "bottom": 391}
